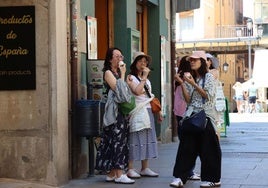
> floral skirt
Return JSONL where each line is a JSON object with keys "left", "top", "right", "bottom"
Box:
{"left": 95, "top": 113, "right": 129, "bottom": 172}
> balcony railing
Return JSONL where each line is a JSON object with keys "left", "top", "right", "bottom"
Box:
{"left": 176, "top": 24, "right": 265, "bottom": 55}
{"left": 215, "top": 25, "right": 254, "bottom": 38}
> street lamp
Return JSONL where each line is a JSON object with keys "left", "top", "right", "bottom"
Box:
{"left": 223, "top": 62, "right": 229, "bottom": 73}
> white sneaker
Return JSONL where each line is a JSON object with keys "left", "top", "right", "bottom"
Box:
{"left": 170, "top": 178, "right": 183, "bottom": 187}
{"left": 114, "top": 174, "right": 135, "bottom": 184}
{"left": 127, "top": 169, "right": 141, "bottom": 178}
{"left": 105, "top": 175, "right": 115, "bottom": 182}
{"left": 140, "top": 168, "right": 159, "bottom": 177}
{"left": 188, "top": 172, "right": 200, "bottom": 180}
{"left": 200, "top": 181, "right": 221, "bottom": 187}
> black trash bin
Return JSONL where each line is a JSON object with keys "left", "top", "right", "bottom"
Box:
{"left": 75, "top": 99, "right": 105, "bottom": 137}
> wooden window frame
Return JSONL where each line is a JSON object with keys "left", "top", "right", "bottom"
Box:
{"left": 136, "top": 0, "right": 148, "bottom": 53}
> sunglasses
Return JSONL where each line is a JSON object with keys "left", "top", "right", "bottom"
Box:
{"left": 114, "top": 54, "right": 124, "bottom": 60}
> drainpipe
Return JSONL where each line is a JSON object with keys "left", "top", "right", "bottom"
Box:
{"left": 70, "top": 0, "right": 78, "bottom": 177}
{"left": 71, "top": 0, "right": 78, "bottom": 105}
{"left": 70, "top": 0, "right": 93, "bottom": 178}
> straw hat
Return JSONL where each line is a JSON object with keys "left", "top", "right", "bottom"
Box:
{"left": 132, "top": 51, "right": 152, "bottom": 64}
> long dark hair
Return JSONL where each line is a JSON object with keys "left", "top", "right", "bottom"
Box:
{"left": 175, "top": 56, "right": 191, "bottom": 87}
{"left": 102, "top": 47, "right": 122, "bottom": 94}
{"left": 192, "top": 58, "right": 208, "bottom": 81}
{"left": 102, "top": 47, "right": 122, "bottom": 73}
{"left": 207, "top": 58, "right": 215, "bottom": 69}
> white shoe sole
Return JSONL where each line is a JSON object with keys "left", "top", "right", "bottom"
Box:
{"left": 114, "top": 180, "right": 135, "bottom": 184}
{"left": 170, "top": 182, "right": 183, "bottom": 188}
{"left": 200, "top": 183, "right": 221, "bottom": 187}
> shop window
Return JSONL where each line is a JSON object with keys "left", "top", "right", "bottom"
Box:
{"left": 179, "top": 14, "right": 194, "bottom": 40}
{"left": 177, "top": 0, "right": 200, "bottom": 13}
{"left": 255, "top": 1, "right": 268, "bottom": 36}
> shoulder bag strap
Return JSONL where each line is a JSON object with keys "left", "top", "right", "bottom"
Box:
{"left": 201, "top": 77, "right": 205, "bottom": 104}
{"left": 191, "top": 76, "right": 206, "bottom": 104}
{"left": 134, "top": 75, "right": 152, "bottom": 98}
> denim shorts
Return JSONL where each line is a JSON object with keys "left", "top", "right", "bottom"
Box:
{"left": 236, "top": 95, "right": 243, "bottom": 101}
{"left": 249, "top": 96, "right": 256, "bottom": 104}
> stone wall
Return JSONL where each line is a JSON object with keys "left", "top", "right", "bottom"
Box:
{"left": 0, "top": 0, "right": 69, "bottom": 186}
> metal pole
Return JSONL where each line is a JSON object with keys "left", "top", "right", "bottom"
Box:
{"left": 171, "top": 0, "right": 177, "bottom": 141}
{"left": 88, "top": 137, "right": 95, "bottom": 177}
{"left": 248, "top": 42, "right": 251, "bottom": 79}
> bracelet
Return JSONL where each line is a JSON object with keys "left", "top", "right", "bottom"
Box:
{"left": 140, "top": 79, "right": 146, "bottom": 82}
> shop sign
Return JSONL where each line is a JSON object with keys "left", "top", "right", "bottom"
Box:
{"left": 0, "top": 6, "right": 36, "bottom": 90}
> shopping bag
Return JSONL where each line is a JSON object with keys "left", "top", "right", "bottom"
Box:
{"left": 119, "top": 96, "right": 136, "bottom": 115}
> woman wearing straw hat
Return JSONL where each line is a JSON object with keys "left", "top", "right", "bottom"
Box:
{"left": 126, "top": 51, "right": 163, "bottom": 179}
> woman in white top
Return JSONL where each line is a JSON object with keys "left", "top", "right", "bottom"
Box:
{"left": 126, "top": 52, "right": 163, "bottom": 179}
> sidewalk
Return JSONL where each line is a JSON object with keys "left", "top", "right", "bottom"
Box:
{"left": 1, "top": 113, "right": 268, "bottom": 188}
